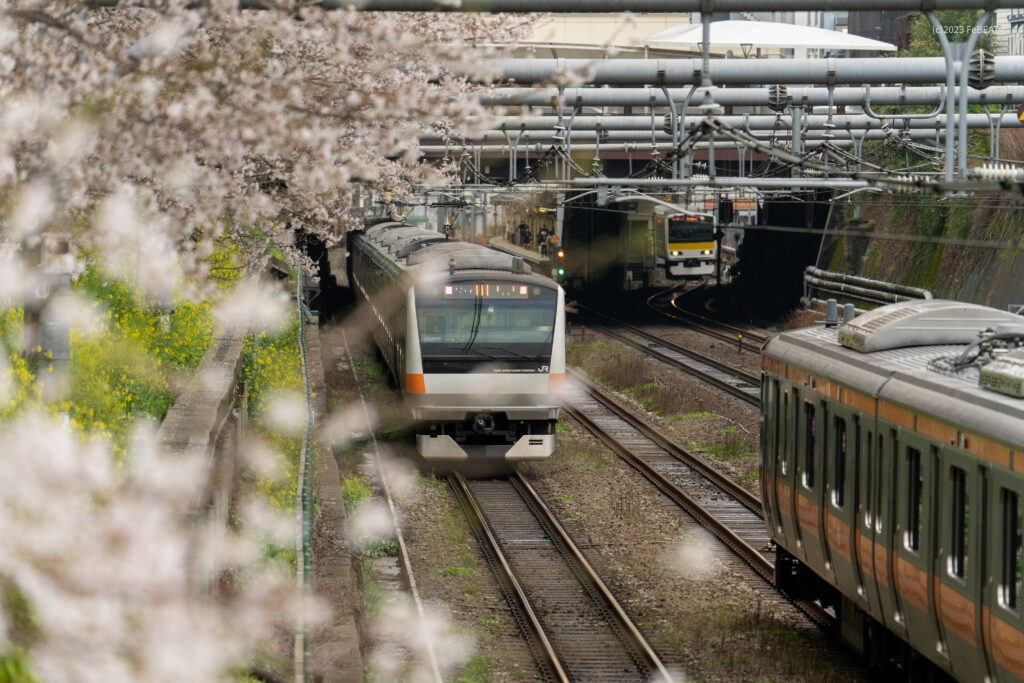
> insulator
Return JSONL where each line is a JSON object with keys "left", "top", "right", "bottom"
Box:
{"left": 969, "top": 50, "right": 997, "bottom": 91}
{"left": 976, "top": 163, "right": 1024, "bottom": 181}
{"left": 767, "top": 84, "right": 790, "bottom": 113}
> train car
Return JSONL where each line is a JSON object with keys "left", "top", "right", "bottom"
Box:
{"left": 761, "top": 299, "right": 1024, "bottom": 681}
{"left": 660, "top": 213, "right": 717, "bottom": 279}
{"left": 346, "top": 221, "right": 566, "bottom": 463}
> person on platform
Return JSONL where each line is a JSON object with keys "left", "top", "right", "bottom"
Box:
{"left": 538, "top": 227, "right": 549, "bottom": 256}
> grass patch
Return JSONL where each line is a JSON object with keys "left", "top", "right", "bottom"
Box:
{"left": 480, "top": 616, "right": 502, "bottom": 636}
{"left": 706, "top": 437, "right": 757, "bottom": 462}
{"left": 439, "top": 566, "right": 478, "bottom": 578}
{"left": 674, "top": 411, "right": 715, "bottom": 419}
{"left": 353, "top": 360, "right": 386, "bottom": 384}
{"left": 547, "top": 494, "right": 573, "bottom": 502}
{"left": 580, "top": 465, "right": 603, "bottom": 473}
{"left": 567, "top": 340, "right": 699, "bottom": 416}
{"left": 555, "top": 422, "right": 571, "bottom": 431}
{"left": 450, "top": 654, "right": 492, "bottom": 683}
{"left": 363, "top": 539, "right": 399, "bottom": 558}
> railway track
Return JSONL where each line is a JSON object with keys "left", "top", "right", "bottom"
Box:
{"left": 577, "top": 305, "right": 760, "bottom": 407}
{"left": 448, "top": 471, "right": 672, "bottom": 683}
{"left": 563, "top": 370, "right": 834, "bottom": 630}
{"left": 646, "top": 286, "right": 768, "bottom": 353}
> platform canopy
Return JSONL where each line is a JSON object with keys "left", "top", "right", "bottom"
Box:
{"left": 645, "top": 20, "right": 897, "bottom": 53}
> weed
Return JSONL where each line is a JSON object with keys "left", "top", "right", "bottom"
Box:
{"left": 720, "top": 427, "right": 738, "bottom": 436}
{"left": 450, "top": 654, "right": 492, "bottom": 683}
{"left": 340, "top": 474, "right": 372, "bottom": 513}
{"left": 562, "top": 516, "right": 579, "bottom": 523}
{"left": 439, "top": 566, "right": 478, "bottom": 578}
{"left": 480, "top": 616, "right": 502, "bottom": 636}
{"left": 674, "top": 411, "right": 714, "bottom": 419}
{"left": 580, "top": 465, "right": 602, "bottom": 473}
{"left": 555, "top": 422, "right": 571, "bottom": 431}
{"left": 706, "top": 436, "right": 756, "bottom": 462}
{"left": 415, "top": 472, "right": 448, "bottom": 497}
{"left": 0, "top": 648, "right": 38, "bottom": 683}
{"left": 359, "top": 559, "right": 386, "bottom": 617}
{"left": 547, "top": 494, "right": 573, "bottom": 502}
{"left": 362, "top": 539, "right": 399, "bottom": 558}
{"left": 353, "top": 360, "right": 385, "bottom": 384}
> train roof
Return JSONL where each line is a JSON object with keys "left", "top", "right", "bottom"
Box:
{"left": 355, "top": 221, "right": 552, "bottom": 282}
{"left": 764, "top": 300, "right": 1024, "bottom": 449}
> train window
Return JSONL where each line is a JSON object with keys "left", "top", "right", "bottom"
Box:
{"left": 1000, "top": 489, "right": 1024, "bottom": 610}
{"left": 832, "top": 416, "right": 847, "bottom": 508}
{"left": 780, "top": 389, "right": 790, "bottom": 475}
{"left": 905, "top": 447, "right": 923, "bottom": 552}
{"left": 803, "top": 402, "right": 816, "bottom": 489}
{"left": 950, "top": 466, "right": 969, "bottom": 579}
{"left": 875, "top": 434, "right": 886, "bottom": 534}
{"left": 863, "top": 430, "right": 874, "bottom": 529}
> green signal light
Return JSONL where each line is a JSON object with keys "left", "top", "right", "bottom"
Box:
{"left": 557, "top": 268, "right": 565, "bottom": 276}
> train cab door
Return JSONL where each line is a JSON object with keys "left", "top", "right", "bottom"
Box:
{"left": 872, "top": 426, "right": 907, "bottom": 639}
{"left": 935, "top": 451, "right": 987, "bottom": 682}
{"left": 795, "top": 388, "right": 829, "bottom": 574}
{"left": 891, "top": 435, "right": 943, "bottom": 667}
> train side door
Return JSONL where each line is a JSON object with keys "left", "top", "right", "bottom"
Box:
{"left": 796, "top": 388, "right": 829, "bottom": 574}
{"left": 873, "top": 426, "right": 907, "bottom": 638}
{"left": 855, "top": 420, "right": 885, "bottom": 626}
{"left": 824, "top": 404, "right": 857, "bottom": 595}
{"left": 985, "top": 471, "right": 1024, "bottom": 683}
{"left": 760, "top": 375, "right": 780, "bottom": 538}
{"left": 892, "top": 435, "right": 943, "bottom": 665}
{"left": 936, "top": 452, "right": 987, "bottom": 682}
{"left": 775, "top": 384, "right": 801, "bottom": 553}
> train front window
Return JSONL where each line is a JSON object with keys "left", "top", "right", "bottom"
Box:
{"left": 416, "top": 282, "right": 557, "bottom": 360}
{"left": 668, "top": 217, "right": 715, "bottom": 243}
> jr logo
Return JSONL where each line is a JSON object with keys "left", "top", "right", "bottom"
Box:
{"left": 539, "top": 365, "right": 549, "bottom": 372}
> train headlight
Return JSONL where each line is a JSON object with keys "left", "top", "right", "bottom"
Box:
{"left": 701, "top": 249, "right": 712, "bottom": 255}
{"left": 670, "top": 250, "right": 680, "bottom": 257}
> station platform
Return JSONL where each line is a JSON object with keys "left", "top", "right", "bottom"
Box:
{"left": 488, "top": 237, "right": 551, "bottom": 275}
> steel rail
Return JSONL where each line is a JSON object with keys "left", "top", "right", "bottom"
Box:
{"left": 512, "top": 472, "right": 673, "bottom": 683}
{"left": 570, "top": 369, "right": 762, "bottom": 514}
{"left": 646, "top": 287, "right": 768, "bottom": 352}
{"left": 448, "top": 473, "right": 568, "bottom": 683}
{"left": 576, "top": 311, "right": 760, "bottom": 407}
{"left": 563, "top": 387, "right": 773, "bottom": 582}
{"left": 451, "top": 471, "right": 673, "bottom": 682}
{"left": 564, "top": 373, "right": 835, "bottom": 631}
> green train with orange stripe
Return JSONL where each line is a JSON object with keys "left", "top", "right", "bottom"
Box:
{"left": 761, "top": 300, "right": 1024, "bottom": 681}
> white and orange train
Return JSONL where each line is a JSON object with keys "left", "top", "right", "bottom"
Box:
{"left": 762, "top": 300, "right": 1024, "bottom": 681}
{"left": 346, "top": 220, "right": 566, "bottom": 464}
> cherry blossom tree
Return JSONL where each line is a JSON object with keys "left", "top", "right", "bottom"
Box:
{"left": 0, "top": 2, "right": 535, "bottom": 680}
